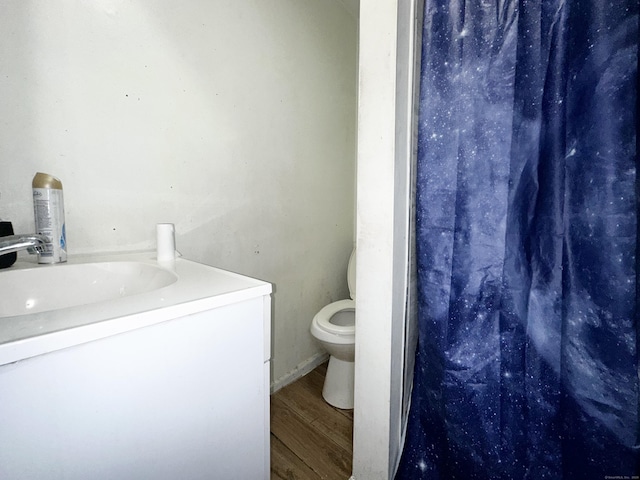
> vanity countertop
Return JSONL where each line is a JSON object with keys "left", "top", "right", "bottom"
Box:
{"left": 0, "top": 252, "right": 271, "bottom": 365}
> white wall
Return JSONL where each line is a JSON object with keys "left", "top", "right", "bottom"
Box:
{"left": 0, "top": 0, "right": 357, "bottom": 386}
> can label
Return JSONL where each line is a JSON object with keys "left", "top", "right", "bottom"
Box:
{"left": 33, "top": 188, "right": 67, "bottom": 263}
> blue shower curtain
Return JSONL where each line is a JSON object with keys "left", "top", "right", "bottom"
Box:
{"left": 396, "top": 1, "right": 639, "bottom": 479}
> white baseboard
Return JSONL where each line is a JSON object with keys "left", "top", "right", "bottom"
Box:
{"left": 270, "top": 352, "right": 329, "bottom": 394}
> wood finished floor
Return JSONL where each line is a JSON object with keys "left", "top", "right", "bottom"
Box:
{"left": 270, "top": 362, "right": 353, "bottom": 480}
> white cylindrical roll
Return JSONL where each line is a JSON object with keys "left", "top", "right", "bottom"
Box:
{"left": 156, "top": 223, "right": 176, "bottom": 262}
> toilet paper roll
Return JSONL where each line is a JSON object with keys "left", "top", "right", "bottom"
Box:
{"left": 156, "top": 223, "right": 176, "bottom": 262}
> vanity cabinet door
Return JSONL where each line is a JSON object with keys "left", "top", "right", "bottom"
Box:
{"left": 0, "top": 296, "right": 269, "bottom": 480}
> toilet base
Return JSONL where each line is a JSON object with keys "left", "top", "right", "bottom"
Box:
{"left": 322, "top": 356, "right": 354, "bottom": 409}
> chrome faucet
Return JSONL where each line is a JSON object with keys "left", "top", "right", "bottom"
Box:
{"left": 0, "top": 234, "right": 49, "bottom": 256}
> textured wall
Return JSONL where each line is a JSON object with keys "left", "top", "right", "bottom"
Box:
{"left": 0, "top": 0, "right": 357, "bottom": 385}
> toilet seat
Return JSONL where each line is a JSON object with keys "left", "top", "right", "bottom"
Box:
{"left": 313, "top": 299, "right": 355, "bottom": 336}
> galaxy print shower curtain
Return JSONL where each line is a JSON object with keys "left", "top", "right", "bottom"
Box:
{"left": 396, "top": 0, "right": 639, "bottom": 479}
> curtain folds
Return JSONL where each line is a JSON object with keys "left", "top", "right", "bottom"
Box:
{"left": 396, "top": 1, "right": 639, "bottom": 478}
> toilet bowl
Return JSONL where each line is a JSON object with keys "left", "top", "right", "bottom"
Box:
{"left": 310, "top": 248, "right": 356, "bottom": 409}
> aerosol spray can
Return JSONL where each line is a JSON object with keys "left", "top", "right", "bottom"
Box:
{"left": 32, "top": 172, "right": 67, "bottom": 264}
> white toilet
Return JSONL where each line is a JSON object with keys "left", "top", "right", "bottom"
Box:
{"left": 310, "top": 248, "right": 356, "bottom": 409}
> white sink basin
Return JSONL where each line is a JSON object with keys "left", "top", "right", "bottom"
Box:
{"left": 0, "top": 261, "right": 177, "bottom": 317}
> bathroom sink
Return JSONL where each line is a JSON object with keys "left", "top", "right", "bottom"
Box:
{"left": 0, "top": 261, "right": 177, "bottom": 317}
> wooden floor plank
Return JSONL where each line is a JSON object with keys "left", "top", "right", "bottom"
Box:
{"left": 276, "top": 373, "right": 353, "bottom": 453}
{"left": 270, "top": 362, "right": 354, "bottom": 480}
{"left": 271, "top": 395, "right": 352, "bottom": 480}
{"left": 271, "top": 433, "right": 322, "bottom": 480}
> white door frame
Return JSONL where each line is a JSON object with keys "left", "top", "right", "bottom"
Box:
{"left": 352, "top": 0, "right": 422, "bottom": 478}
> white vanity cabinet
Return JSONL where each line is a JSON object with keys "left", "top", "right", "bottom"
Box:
{"left": 0, "top": 254, "right": 272, "bottom": 480}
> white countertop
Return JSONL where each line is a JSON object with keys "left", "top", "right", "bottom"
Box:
{"left": 0, "top": 252, "right": 271, "bottom": 365}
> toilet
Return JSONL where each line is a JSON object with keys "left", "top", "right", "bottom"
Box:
{"left": 310, "top": 248, "right": 356, "bottom": 409}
